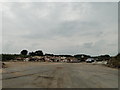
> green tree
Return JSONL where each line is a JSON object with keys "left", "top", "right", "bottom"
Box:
{"left": 20, "top": 50, "right": 28, "bottom": 55}
{"left": 35, "top": 50, "right": 43, "bottom": 56}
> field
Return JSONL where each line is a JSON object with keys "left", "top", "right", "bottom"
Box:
{"left": 2, "top": 62, "right": 118, "bottom": 88}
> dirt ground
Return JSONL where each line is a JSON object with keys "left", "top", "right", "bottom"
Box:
{"left": 2, "top": 62, "right": 118, "bottom": 88}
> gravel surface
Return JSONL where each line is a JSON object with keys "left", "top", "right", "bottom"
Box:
{"left": 2, "top": 62, "right": 118, "bottom": 88}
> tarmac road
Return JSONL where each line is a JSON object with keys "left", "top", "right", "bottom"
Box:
{"left": 2, "top": 62, "right": 118, "bottom": 88}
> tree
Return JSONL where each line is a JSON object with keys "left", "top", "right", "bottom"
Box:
{"left": 116, "top": 53, "right": 120, "bottom": 61}
{"left": 20, "top": 50, "right": 28, "bottom": 55}
{"left": 98, "top": 54, "right": 110, "bottom": 61}
{"left": 29, "top": 52, "right": 36, "bottom": 56}
{"left": 35, "top": 50, "right": 43, "bottom": 56}
{"left": 2, "top": 54, "right": 15, "bottom": 61}
{"left": 45, "top": 53, "right": 54, "bottom": 56}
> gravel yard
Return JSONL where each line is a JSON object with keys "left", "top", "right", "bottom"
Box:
{"left": 2, "top": 62, "right": 118, "bottom": 88}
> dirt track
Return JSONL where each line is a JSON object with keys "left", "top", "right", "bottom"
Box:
{"left": 2, "top": 62, "right": 118, "bottom": 88}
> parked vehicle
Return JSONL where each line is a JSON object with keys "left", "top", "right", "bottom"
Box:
{"left": 86, "top": 58, "right": 94, "bottom": 63}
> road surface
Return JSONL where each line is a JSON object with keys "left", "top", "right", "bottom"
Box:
{"left": 2, "top": 62, "right": 118, "bottom": 88}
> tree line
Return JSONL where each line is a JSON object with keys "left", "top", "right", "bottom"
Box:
{"left": 21, "top": 50, "right": 43, "bottom": 56}
{"left": 1, "top": 49, "right": 118, "bottom": 62}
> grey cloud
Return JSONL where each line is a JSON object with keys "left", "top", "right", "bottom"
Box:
{"left": 2, "top": 2, "right": 118, "bottom": 56}
{"left": 83, "top": 42, "right": 93, "bottom": 48}
{"left": 22, "top": 20, "right": 104, "bottom": 40}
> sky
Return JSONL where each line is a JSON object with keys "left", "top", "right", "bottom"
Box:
{"left": 1, "top": 2, "right": 118, "bottom": 56}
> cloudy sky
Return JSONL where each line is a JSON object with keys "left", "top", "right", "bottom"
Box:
{"left": 2, "top": 2, "right": 118, "bottom": 56}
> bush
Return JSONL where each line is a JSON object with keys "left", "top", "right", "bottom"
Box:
{"left": 107, "top": 54, "right": 120, "bottom": 68}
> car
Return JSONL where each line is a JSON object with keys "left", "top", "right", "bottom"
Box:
{"left": 86, "top": 58, "right": 94, "bottom": 63}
